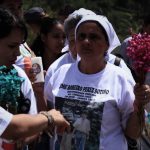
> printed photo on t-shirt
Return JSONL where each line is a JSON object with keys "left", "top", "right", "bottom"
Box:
{"left": 55, "top": 97, "right": 105, "bottom": 150}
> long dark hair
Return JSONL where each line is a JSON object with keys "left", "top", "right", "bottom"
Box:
{"left": 0, "top": 7, "right": 27, "bottom": 43}
{"left": 31, "top": 17, "right": 62, "bottom": 56}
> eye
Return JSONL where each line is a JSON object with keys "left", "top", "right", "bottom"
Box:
{"left": 77, "top": 33, "right": 86, "bottom": 41}
{"left": 52, "top": 33, "right": 66, "bottom": 39}
{"left": 89, "top": 33, "right": 101, "bottom": 41}
{"left": 8, "top": 45, "right": 16, "bottom": 49}
{"left": 52, "top": 34, "right": 60, "bottom": 38}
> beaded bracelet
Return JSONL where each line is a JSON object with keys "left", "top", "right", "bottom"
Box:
{"left": 39, "top": 111, "right": 55, "bottom": 137}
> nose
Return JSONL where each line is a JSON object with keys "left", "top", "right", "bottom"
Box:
{"left": 84, "top": 37, "right": 90, "bottom": 43}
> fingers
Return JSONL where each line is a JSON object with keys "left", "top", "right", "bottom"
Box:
{"left": 134, "top": 84, "right": 150, "bottom": 106}
{"left": 48, "top": 109, "right": 70, "bottom": 128}
{"left": 27, "top": 68, "right": 37, "bottom": 82}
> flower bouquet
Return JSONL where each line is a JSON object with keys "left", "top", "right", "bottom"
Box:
{"left": 127, "top": 33, "right": 150, "bottom": 84}
{"left": 127, "top": 33, "right": 150, "bottom": 137}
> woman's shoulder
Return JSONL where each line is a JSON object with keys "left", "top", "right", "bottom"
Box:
{"left": 106, "top": 62, "right": 129, "bottom": 77}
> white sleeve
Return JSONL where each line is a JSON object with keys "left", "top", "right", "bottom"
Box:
{"left": 14, "top": 65, "right": 37, "bottom": 115}
{"left": 15, "top": 55, "right": 25, "bottom": 70}
{"left": 44, "top": 78, "right": 54, "bottom": 104}
{"left": 118, "top": 78, "right": 135, "bottom": 129}
{"left": 44, "top": 66, "right": 54, "bottom": 92}
{"left": 21, "top": 78, "right": 37, "bottom": 114}
{"left": 119, "top": 59, "right": 135, "bottom": 87}
{"left": 0, "top": 107, "right": 13, "bottom": 136}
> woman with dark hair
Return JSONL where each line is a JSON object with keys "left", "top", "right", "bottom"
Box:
{"left": 31, "top": 17, "right": 66, "bottom": 70}
{"left": 0, "top": 7, "right": 69, "bottom": 150}
{"left": 0, "top": 7, "right": 37, "bottom": 149}
{"left": 0, "top": 0, "right": 37, "bottom": 83}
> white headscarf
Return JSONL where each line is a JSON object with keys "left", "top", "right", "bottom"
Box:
{"left": 63, "top": 8, "right": 96, "bottom": 53}
{"left": 75, "top": 14, "right": 120, "bottom": 53}
{"left": 69, "top": 8, "right": 96, "bottom": 17}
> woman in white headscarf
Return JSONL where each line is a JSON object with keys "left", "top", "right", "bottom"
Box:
{"left": 45, "top": 14, "right": 150, "bottom": 150}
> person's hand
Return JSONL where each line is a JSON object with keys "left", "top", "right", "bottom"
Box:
{"left": 27, "top": 68, "right": 37, "bottom": 83}
{"left": 48, "top": 109, "right": 70, "bottom": 129}
{"left": 134, "top": 83, "right": 150, "bottom": 108}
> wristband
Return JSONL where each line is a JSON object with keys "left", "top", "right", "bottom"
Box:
{"left": 39, "top": 111, "right": 55, "bottom": 138}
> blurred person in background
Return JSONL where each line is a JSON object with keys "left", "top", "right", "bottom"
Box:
{"left": 24, "top": 7, "right": 48, "bottom": 35}
{"left": 31, "top": 17, "right": 66, "bottom": 70}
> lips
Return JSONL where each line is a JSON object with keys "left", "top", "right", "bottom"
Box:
{"left": 80, "top": 47, "right": 92, "bottom": 53}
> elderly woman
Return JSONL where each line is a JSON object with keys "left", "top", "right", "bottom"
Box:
{"left": 44, "top": 8, "right": 135, "bottom": 91}
{"left": 45, "top": 14, "right": 150, "bottom": 150}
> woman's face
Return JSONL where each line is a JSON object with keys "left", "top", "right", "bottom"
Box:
{"left": 76, "top": 22, "right": 109, "bottom": 62}
{"left": 0, "top": 28, "right": 24, "bottom": 68}
{"left": 43, "top": 23, "right": 66, "bottom": 54}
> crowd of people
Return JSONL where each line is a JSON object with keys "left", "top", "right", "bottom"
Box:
{"left": 0, "top": 0, "right": 150, "bottom": 150}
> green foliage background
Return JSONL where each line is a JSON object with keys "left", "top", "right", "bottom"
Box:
{"left": 23, "top": 0, "right": 150, "bottom": 45}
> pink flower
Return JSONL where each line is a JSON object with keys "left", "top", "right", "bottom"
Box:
{"left": 127, "top": 33, "right": 150, "bottom": 73}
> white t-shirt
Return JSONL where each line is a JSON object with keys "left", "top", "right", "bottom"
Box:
{"left": 14, "top": 65, "right": 37, "bottom": 115}
{"left": 45, "top": 61, "right": 135, "bottom": 150}
{"left": 108, "top": 53, "right": 135, "bottom": 86}
{"left": 45, "top": 52, "right": 135, "bottom": 92}
{"left": 0, "top": 107, "right": 13, "bottom": 137}
{"left": 0, "top": 65, "right": 37, "bottom": 149}
{"left": 44, "top": 52, "right": 76, "bottom": 90}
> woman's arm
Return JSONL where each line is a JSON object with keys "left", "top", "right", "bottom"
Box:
{"left": 125, "top": 84, "right": 150, "bottom": 139}
{"left": 1, "top": 109, "right": 69, "bottom": 141}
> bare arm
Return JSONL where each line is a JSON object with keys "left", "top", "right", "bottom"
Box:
{"left": 1, "top": 109, "right": 69, "bottom": 141}
{"left": 32, "top": 82, "right": 48, "bottom": 112}
{"left": 125, "top": 84, "right": 150, "bottom": 139}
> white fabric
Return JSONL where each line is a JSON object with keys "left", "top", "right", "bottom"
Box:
{"left": 61, "top": 45, "right": 69, "bottom": 53}
{"left": 108, "top": 54, "right": 135, "bottom": 86}
{"left": 0, "top": 65, "right": 37, "bottom": 149}
{"left": 44, "top": 52, "right": 76, "bottom": 91}
{"left": 15, "top": 55, "right": 25, "bottom": 69}
{"left": 45, "top": 52, "right": 135, "bottom": 93}
{"left": 73, "top": 117, "right": 90, "bottom": 134}
{"left": 15, "top": 43, "right": 33, "bottom": 70}
{"left": 13, "top": 65, "right": 37, "bottom": 115}
{"left": 75, "top": 14, "right": 121, "bottom": 53}
{"left": 20, "top": 43, "right": 32, "bottom": 57}
{"left": 0, "top": 107, "right": 13, "bottom": 137}
{"left": 45, "top": 62, "right": 135, "bottom": 150}
{"left": 69, "top": 8, "right": 96, "bottom": 17}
